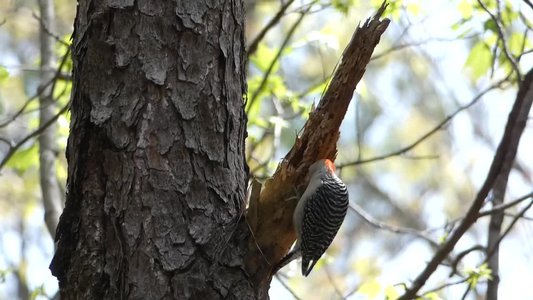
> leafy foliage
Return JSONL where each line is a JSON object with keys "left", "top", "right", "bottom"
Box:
{"left": 464, "top": 263, "right": 493, "bottom": 288}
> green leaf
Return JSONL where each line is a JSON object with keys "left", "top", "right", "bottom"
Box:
{"left": 458, "top": 0, "right": 473, "bottom": 19}
{"left": 465, "top": 41, "right": 492, "bottom": 79}
{"left": 508, "top": 32, "right": 529, "bottom": 56}
{"left": 0, "top": 66, "right": 9, "bottom": 83}
{"left": 249, "top": 117, "right": 268, "bottom": 128}
{"left": 250, "top": 44, "right": 278, "bottom": 73}
{"left": 55, "top": 34, "right": 73, "bottom": 72}
{"left": 371, "top": 0, "right": 401, "bottom": 19}
{"left": 268, "top": 74, "right": 287, "bottom": 97}
{"left": 358, "top": 280, "right": 381, "bottom": 299}
{"left": 53, "top": 78, "right": 73, "bottom": 106}
{"left": 7, "top": 143, "right": 39, "bottom": 173}
{"left": 438, "top": 231, "right": 449, "bottom": 244}
{"left": 0, "top": 268, "right": 9, "bottom": 283}
{"left": 464, "top": 263, "right": 493, "bottom": 287}
{"left": 419, "top": 292, "right": 443, "bottom": 300}
{"left": 385, "top": 285, "right": 400, "bottom": 300}
{"left": 483, "top": 19, "right": 498, "bottom": 33}
{"left": 451, "top": 17, "right": 473, "bottom": 31}
{"left": 406, "top": 3, "right": 421, "bottom": 16}
{"left": 30, "top": 284, "right": 46, "bottom": 300}
{"left": 332, "top": 0, "right": 358, "bottom": 14}
{"left": 501, "top": 0, "right": 518, "bottom": 24}
{"left": 246, "top": 75, "right": 265, "bottom": 118}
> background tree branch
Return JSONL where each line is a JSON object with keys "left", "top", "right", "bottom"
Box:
{"left": 398, "top": 67, "right": 533, "bottom": 299}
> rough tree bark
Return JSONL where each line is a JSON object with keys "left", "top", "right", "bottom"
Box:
{"left": 50, "top": 0, "right": 254, "bottom": 299}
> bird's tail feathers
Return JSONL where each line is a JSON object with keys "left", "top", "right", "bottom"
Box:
{"left": 274, "top": 249, "right": 301, "bottom": 274}
{"left": 302, "top": 258, "right": 319, "bottom": 276}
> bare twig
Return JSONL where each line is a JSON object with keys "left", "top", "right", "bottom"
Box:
{"left": 339, "top": 78, "right": 509, "bottom": 169}
{"left": 0, "top": 102, "right": 69, "bottom": 171}
{"left": 476, "top": 0, "right": 522, "bottom": 82}
{"left": 32, "top": 11, "right": 69, "bottom": 46}
{"left": 461, "top": 284, "right": 473, "bottom": 300}
{"left": 349, "top": 204, "right": 439, "bottom": 248}
{"left": 247, "top": 0, "right": 296, "bottom": 57}
{"left": 0, "top": 80, "right": 53, "bottom": 128}
{"left": 0, "top": 48, "right": 70, "bottom": 129}
{"left": 0, "top": 136, "right": 13, "bottom": 146}
{"left": 247, "top": 2, "right": 312, "bottom": 114}
{"left": 325, "top": 265, "right": 344, "bottom": 299}
{"left": 426, "top": 192, "right": 533, "bottom": 234}
{"left": 449, "top": 245, "right": 485, "bottom": 277}
{"left": 485, "top": 200, "right": 533, "bottom": 261}
{"left": 421, "top": 278, "right": 469, "bottom": 296}
{"left": 371, "top": 34, "right": 479, "bottom": 61}
{"left": 478, "top": 192, "right": 533, "bottom": 218}
{"left": 343, "top": 283, "right": 361, "bottom": 299}
{"left": 274, "top": 274, "right": 303, "bottom": 300}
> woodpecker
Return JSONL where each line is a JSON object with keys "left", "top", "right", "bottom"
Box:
{"left": 290, "top": 159, "right": 349, "bottom": 276}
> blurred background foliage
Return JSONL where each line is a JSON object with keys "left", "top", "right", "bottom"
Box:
{"left": 1, "top": 0, "right": 532, "bottom": 299}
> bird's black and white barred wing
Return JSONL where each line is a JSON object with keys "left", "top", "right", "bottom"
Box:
{"left": 300, "top": 176, "right": 349, "bottom": 276}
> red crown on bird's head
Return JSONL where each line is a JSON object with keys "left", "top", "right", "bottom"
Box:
{"left": 323, "top": 159, "right": 336, "bottom": 173}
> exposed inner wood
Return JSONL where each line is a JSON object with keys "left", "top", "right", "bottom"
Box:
{"left": 244, "top": 2, "right": 391, "bottom": 293}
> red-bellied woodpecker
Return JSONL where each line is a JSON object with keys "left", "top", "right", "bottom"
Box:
{"left": 281, "top": 159, "right": 349, "bottom": 276}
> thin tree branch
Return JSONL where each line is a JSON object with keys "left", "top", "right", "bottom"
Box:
{"left": 0, "top": 48, "right": 70, "bottom": 129}
{"left": 274, "top": 274, "right": 303, "bottom": 300}
{"left": 461, "top": 284, "right": 473, "bottom": 300}
{"left": 247, "top": 0, "right": 296, "bottom": 57}
{"left": 485, "top": 199, "right": 533, "bottom": 262}
{"left": 325, "top": 265, "right": 344, "bottom": 299}
{"left": 343, "top": 283, "right": 361, "bottom": 299}
{"left": 484, "top": 197, "right": 533, "bottom": 299}
{"left": 398, "top": 67, "right": 533, "bottom": 299}
{"left": 504, "top": 212, "right": 533, "bottom": 221}
{"left": 247, "top": 2, "right": 312, "bottom": 114}
{"left": 0, "top": 136, "right": 13, "bottom": 146}
{"left": 371, "top": 34, "right": 479, "bottom": 61}
{"left": 421, "top": 278, "right": 469, "bottom": 296}
{"left": 476, "top": 0, "right": 522, "bottom": 82}
{"left": 0, "top": 80, "right": 53, "bottom": 128}
{"left": 449, "top": 245, "right": 485, "bottom": 277}
{"left": 0, "top": 102, "right": 69, "bottom": 171}
{"left": 32, "top": 11, "right": 69, "bottom": 46}
{"left": 478, "top": 192, "right": 533, "bottom": 218}
{"left": 339, "top": 77, "right": 509, "bottom": 169}
{"left": 425, "top": 192, "right": 533, "bottom": 234}
{"left": 349, "top": 204, "right": 439, "bottom": 248}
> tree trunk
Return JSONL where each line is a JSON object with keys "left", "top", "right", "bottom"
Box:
{"left": 38, "top": 0, "right": 63, "bottom": 239}
{"left": 50, "top": 1, "right": 254, "bottom": 299}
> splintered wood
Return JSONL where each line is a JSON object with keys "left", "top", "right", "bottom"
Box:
{"left": 244, "top": 2, "right": 390, "bottom": 292}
